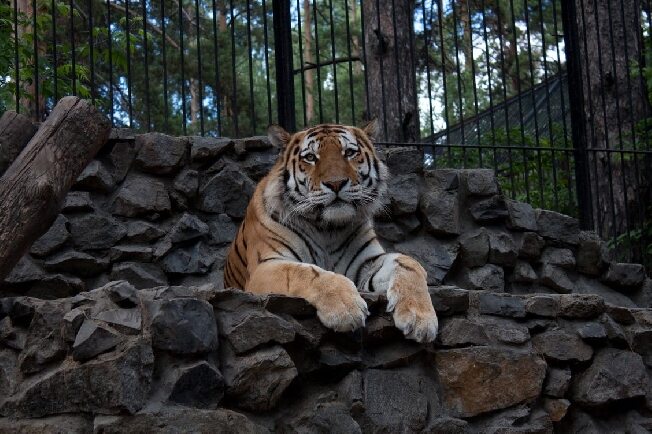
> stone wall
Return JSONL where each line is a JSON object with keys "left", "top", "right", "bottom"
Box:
{"left": 0, "top": 131, "right": 651, "bottom": 432}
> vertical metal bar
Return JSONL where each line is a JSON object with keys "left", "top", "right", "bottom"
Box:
{"left": 374, "top": 0, "right": 388, "bottom": 139}
{"left": 161, "top": 0, "right": 169, "bottom": 132}
{"left": 211, "top": 0, "right": 221, "bottom": 135}
{"left": 107, "top": 0, "right": 114, "bottom": 123}
{"left": 273, "top": 0, "right": 296, "bottom": 131}
{"left": 344, "top": 0, "right": 355, "bottom": 124}
{"left": 13, "top": 0, "right": 19, "bottom": 113}
{"left": 70, "top": 0, "right": 76, "bottom": 95}
{"left": 463, "top": 1, "right": 482, "bottom": 162}
{"left": 180, "top": 0, "right": 187, "bottom": 134}
{"left": 296, "top": 0, "right": 307, "bottom": 127}
{"left": 421, "top": 1, "right": 434, "bottom": 137}
{"left": 32, "top": 0, "right": 39, "bottom": 120}
{"left": 450, "top": 0, "right": 466, "bottom": 165}
{"left": 246, "top": 0, "right": 255, "bottom": 134}
{"left": 142, "top": 0, "right": 151, "bottom": 130}
{"left": 480, "top": 0, "right": 497, "bottom": 172}
{"left": 88, "top": 0, "right": 95, "bottom": 105}
{"left": 328, "top": 0, "right": 339, "bottom": 123}
{"left": 561, "top": 0, "right": 593, "bottom": 229}
{"left": 436, "top": 0, "right": 451, "bottom": 164}
{"left": 262, "top": 0, "right": 273, "bottom": 125}
{"left": 312, "top": 0, "right": 323, "bottom": 123}
{"left": 52, "top": 0, "right": 57, "bottom": 102}
{"left": 390, "top": 0, "right": 403, "bottom": 137}
{"left": 126, "top": 0, "right": 133, "bottom": 126}
{"left": 196, "top": 0, "right": 205, "bottom": 135}
{"left": 229, "top": 0, "right": 237, "bottom": 136}
{"left": 359, "top": 0, "right": 370, "bottom": 122}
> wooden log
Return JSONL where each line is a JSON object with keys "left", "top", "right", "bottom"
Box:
{"left": 0, "top": 111, "right": 38, "bottom": 176}
{"left": 0, "top": 97, "right": 111, "bottom": 283}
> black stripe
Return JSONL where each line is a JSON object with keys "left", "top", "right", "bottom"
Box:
{"left": 259, "top": 256, "right": 284, "bottom": 264}
{"left": 292, "top": 159, "right": 300, "bottom": 193}
{"left": 261, "top": 236, "right": 302, "bottom": 262}
{"left": 397, "top": 261, "right": 420, "bottom": 275}
{"left": 331, "top": 221, "right": 366, "bottom": 254}
{"left": 345, "top": 238, "right": 375, "bottom": 276}
{"left": 354, "top": 253, "right": 384, "bottom": 287}
{"left": 286, "top": 222, "right": 319, "bottom": 263}
{"left": 235, "top": 241, "right": 247, "bottom": 267}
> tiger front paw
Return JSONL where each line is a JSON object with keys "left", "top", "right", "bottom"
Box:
{"left": 390, "top": 297, "right": 439, "bottom": 343}
{"left": 312, "top": 272, "right": 369, "bottom": 332}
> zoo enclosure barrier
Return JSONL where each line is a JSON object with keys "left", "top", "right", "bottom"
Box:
{"left": 2, "top": 0, "right": 651, "bottom": 269}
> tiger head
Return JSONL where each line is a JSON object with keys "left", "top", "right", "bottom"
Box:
{"left": 265, "top": 121, "right": 388, "bottom": 227}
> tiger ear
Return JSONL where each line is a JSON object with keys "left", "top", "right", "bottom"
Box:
{"left": 268, "top": 124, "right": 291, "bottom": 148}
{"left": 361, "top": 118, "right": 379, "bottom": 140}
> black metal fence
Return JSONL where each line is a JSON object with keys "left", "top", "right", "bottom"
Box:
{"left": 1, "top": 0, "right": 651, "bottom": 269}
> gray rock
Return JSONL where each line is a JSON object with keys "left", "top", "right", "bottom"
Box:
{"left": 222, "top": 345, "right": 297, "bottom": 411}
{"left": 544, "top": 398, "right": 571, "bottom": 422}
{"left": 424, "top": 417, "right": 469, "bottom": 434}
{"left": 169, "top": 361, "right": 225, "bottom": 408}
{"left": 135, "top": 132, "right": 188, "bottom": 174}
{"left": 478, "top": 293, "right": 526, "bottom": 318}
{"left": 30, "top": 215, "right": 70, "bottom": 257}
{"left": 577, "top": 231, "right": 608, "bottom": 275}
{"left": 173, "top": 169, "right": 199, "bottom": 198}
{"left": 72, "top": 319, "right": 121, "bottom": 361}
{"left": 395, "top": 237, "right": 459, "bottom": 285}
{"left": 519, "top": 232, "right": 545, "bottom": 259}
{"left": 190, "top": 136, "right": 234, "bottom": 161}
{"left": 488, "top": 231, "right": 518, "bottom": 267}
{"left": 359, "top": 369, "right": 429, "bottom": 432}
{"left": 429, "top": 286, "right": 469, "bottom": 316}
{"left": 233, "top": 136, "right": 272, "bottom": 154}
{"left": 388, "top": 173, "right": 419, "bottom": 214}
{"left": 505, "top": 199, "right": 537, "bottom": 231}
{"left": 112, "top": 175, "right": 171, "bottom": 218}
{"left": 17, "top": 304, "right": 67, "bottom": 374}
{"left": 544, "top": 367, "right": 572, "bottom": 398}
{"left": 577, "top": 322, "right": 607, "bottom": 343}
{"left": 630, "top": 326, "right": 652, "bottom": 367}
{"left": 466, "top": 264, "right": 504, "bottom": 292}
{"left": 525, "top": 295, "right": 559, "bottom": 317}
{"left": 469, "top": 195, "right": 508, "bottom": 223}
{"left": 420, "top": 190, "right": 460, "bottom": 236}
{"left": 572, "top": 348, "right": 647, "bottom": 406}
{"left": 263, "top": 294, "right": 316, "bottom": 317}
{"left": 100, "top": 280, "right": 139, "bottom": 308}
{"left": 541, "top": 247, "right": 576, "bottom": 269}
{"left": 558, "top": 294, "right": 605, "bottom": 319}
{"left": 0, "top": 338, "right": 153, "bottom": 417}
{"left": 602, "top": 315, "right": 629, "bottom": 346}
{"left": 630, "top": 278, "right": 652, "bottom": 309}
{"left": 482, "top": 317, "right": 530, "bottom": 345}
{"left": 69, "top": 213, "right": 127, "bottom": 250}
{"left": 217, "top": 308, "right": 295, "bottom": 354}
{"left": 93, "top": 407, "right": 266, "bottom": 433}
{"left": 108, "top": 141, "right": 137, "bottom": 182}
{"left": 62, "top": 307, "right": 86, "bottom": 342}
{"left": 125, "top": 220, "right": 165, "bottom": 243}
{"left": 512, "top": 261, "right": 538, "bottom": 283}
{"left": 110, "top": 262, "right": 167, "bottom": 289}
{"left": 161, "top": 242, "right": 214, "bottom": 275}
{"left": 93, "top": 309, "right": 142, "bottom": 333}
{"left": 75, "top": 160, "right": 114, "bottom": 192}
{"left": 465, "top": 169, "right": 499, "bottom": 196}
{"left": 198, "top": 164, "right": 255, "bottom": 218}
{"left": 532, "top": 329, "right": 593, "bottom": 363}
{"left": 241, "top": 151, "right": 279, "bottom": 181}
{"left": 151, "top": 298, "right": 218, "bottom": 354}
{"left": 280, "top": 399, "right": 361, "bottom": 434}
{"left": 385, "top": 147, "right": 423, "bottom": 174}
{"left": 3, "top": 256, "right": 45, "bottom": 284}
{"left": 435, "top": 347, "right": 546, "bottom": 418}
{"left": 319, "top": 344, "right": 363, "bottom": 370}
{"left": 1, "top": 349, "right": 20, "bottom": 397}
{"left": 602, "top": 263, "right": 647, "bottom": 291}
{"left": 62, "top": 191, "right": 94, "bottom": 213}
{"left": 536, "top": 209, "right": 580, "bottom": 245}
{"left": 459, "top": 228, "right": 489, "bottom": 267}
{"left": 438, "top": 318, "right": 488, "bottom": 346}
{"left": 540, "top": 264, "right": 574, "bottom": 293}
{"left": 109, "top": 245, "right": 153, "bottom": 262}
{"left": 208, "top": 213, "right": 238, "bottom": 245}
{"left": 43, "top": 250, "right": 108, "bottom": 277}
{"left": 170, "top": 213, "right": 210, "bottom": 243}
{"left": 0, "top": 415, "right": 93, "bottom": 433}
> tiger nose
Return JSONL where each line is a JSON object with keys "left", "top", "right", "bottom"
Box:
{"left": 323, "top": 179, "right": 347, "bottom": 193}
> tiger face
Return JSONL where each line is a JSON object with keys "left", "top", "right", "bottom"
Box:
{"left": 267, "top": 122, "right": 388, "bottom": 227}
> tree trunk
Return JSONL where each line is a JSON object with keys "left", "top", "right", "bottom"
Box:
{"left": 573, "top": 0, "right": 650, "bottom": 240}
{"left": 0, "top": 111, "right": 38, "bottom": 176}
{"left": 362, "top": 0, "right": 420, "bottom": 142}
{"left": 0, "top": 97, "right": 111, "bottom": 283}
{"left": 303, "top": 0, "right": 314, "bottom": 125}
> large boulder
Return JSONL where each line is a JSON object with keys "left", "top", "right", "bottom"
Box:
{"left": 112, "top": 175, "right": 171, "bottom": 218}
{"left": 135, "top": 132, "right": 188, "bottom": 174}
{"left": 150, "top": 298, "right": 218, "bottom": 354}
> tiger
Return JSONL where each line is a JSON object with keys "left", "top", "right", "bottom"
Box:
{"left": 223, "top": 121, "right": 438, "bottom": 343}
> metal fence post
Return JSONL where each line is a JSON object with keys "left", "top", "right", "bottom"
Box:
{"left": 561, "top": 0, "right": 593, "bottom": 230}
{"left": 272, "top": 0, "right": 296, "bottom": 132}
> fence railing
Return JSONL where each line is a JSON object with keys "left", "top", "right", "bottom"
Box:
{"left": 1, "top": 0, "right": 651, "bottom": 269}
